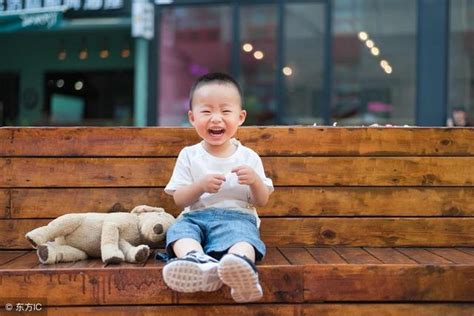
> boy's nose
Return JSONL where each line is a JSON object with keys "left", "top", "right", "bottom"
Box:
{"left": 210, "top": 113, "right": 223, "bottom": 122}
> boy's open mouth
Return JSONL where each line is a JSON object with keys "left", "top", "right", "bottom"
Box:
{"left": 208, "top": 128, "right": 225, "bottom": 136}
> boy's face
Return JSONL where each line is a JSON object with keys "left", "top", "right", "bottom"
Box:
{"left": 188, "top": 82, "right": 246, "bottom": 149}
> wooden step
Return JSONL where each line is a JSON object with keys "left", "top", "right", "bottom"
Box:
{"left": 1, "top": 247, "right": 473, "bottom": 305}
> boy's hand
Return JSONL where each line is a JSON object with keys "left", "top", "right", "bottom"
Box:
{"left": 199, "top": 174, "right": 226, "bottom": 193}
{"left": 232, "top": 165, "right": 258, "bottom": 185}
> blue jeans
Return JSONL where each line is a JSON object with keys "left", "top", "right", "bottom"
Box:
{"left": 165, "top": 208, "right": 266, "bottom": 262}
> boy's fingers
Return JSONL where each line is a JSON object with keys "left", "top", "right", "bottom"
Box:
{"left": 231, "top": 166, "right": 245, "bottom": 173}
{"left": 213, "top": 174, "right": 226, "bottom": 181}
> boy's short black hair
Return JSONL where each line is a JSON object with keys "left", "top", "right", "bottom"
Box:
{"left": 189, "top": 72, "right": 243, "bottom": 110}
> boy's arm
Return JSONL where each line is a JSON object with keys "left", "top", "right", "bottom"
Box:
{"left": 173, "top": 174, "right": 226, "bottom": 209}
{"left": 232, "top": 165, "right": 270, "bottom": 207}
{"left": 172, "top": 182, "right": 205, "bottom": 209}
{"left": 248, "top": 176, "right": 270, "bottom": 207}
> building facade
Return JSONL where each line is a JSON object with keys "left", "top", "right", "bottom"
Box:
{"left": 1, "top": 0, "right": 473, "bottom": 126}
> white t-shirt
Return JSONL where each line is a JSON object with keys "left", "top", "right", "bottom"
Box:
{"left": 164, "top": 138, "right": 274, "bottom": 225}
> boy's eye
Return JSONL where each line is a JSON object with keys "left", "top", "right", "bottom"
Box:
{"left": 201, "top": 110, "right": 211, "bottom": 114}
{"left": 223, "top": 110, "right": 232, "bottom": 113}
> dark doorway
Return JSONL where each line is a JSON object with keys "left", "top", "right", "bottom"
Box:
{"left": 44, "top": 70, "right": 134, "bottom": 126}
{"left": 0, "top": 73, "right": 20, "bottom": 126}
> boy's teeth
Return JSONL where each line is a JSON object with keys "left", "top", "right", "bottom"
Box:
{"left": 209, "top": 129, "right": 224, "bottom": 135}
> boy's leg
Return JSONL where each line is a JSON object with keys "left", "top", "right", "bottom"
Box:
{"left": 228, "top": 241, "right": 255, "bottom": 262}
{"left": 218, "top": 241, "right": 263, "bottom": 303}
{"left": 173, "top": 238, "right": 203, "bottom": 257}
{"left": 163, "top": 238, "right": 223, "bottom": 293}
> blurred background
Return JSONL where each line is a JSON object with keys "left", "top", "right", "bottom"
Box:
{"left": 0, "top": 0, "right": 472, "bottom": 127}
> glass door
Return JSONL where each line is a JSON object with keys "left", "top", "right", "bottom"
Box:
{"left": 157, "top": 4, "right": 233, "bottom": 126}
{"left": 282, "top": 1, "right": 327, "bottom": 125}
{"left": 156, "top": 1, "right": 329, "bottom": 126}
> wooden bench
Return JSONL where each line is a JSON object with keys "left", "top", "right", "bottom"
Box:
{"left": 1, "top": 126, "right": 474, "bottom": 315}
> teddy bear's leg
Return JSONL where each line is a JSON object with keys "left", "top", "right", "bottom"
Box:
{"left": 101, "top": 222, "right": 125, "bottom": 264}
{"left": 118, "top": 239, "right": 150, "bottom": 263}
{"left": 37, "top": 242, "right": 88, "bottom": 264}
{"left": 26, "top": 214, "right": 83, "bottom": 248}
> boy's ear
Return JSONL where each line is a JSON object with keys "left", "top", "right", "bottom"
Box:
{"left": 188, "top": 110, "right": 195, "bottom": 126}
{"left": 238, "top": 109, "right": 247, "bottom": 126}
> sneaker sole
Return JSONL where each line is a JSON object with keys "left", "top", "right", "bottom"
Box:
{"left": 218, "top": 255, "right": 263, "bottom": 302}
{"left": 163, "top": 260, "right": 223, "bottom": 293}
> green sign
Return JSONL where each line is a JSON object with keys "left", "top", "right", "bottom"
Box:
{"left": 0, "top": 7, "right": 65, "bottom": 32}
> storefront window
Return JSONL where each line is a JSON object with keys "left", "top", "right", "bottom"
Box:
{"left": 332, "top": 0, "right": 416, "bottom": 125}
{"left": 283, "top": 2, "right": 326, "bottom": 125}
{"left": 239, "top": 4, "right": 277, "bottom": 125}
{"left": 158, "top": 5, "right": 232, "bottom": 125}
{"left": 449, "top": 0, "right": 474, "bottom": 126}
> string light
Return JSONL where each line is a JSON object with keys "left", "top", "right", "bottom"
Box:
{"left": 253, "top": 50, "right": 264, "bottom": 60}
{"left": 359, "top": 32, "right": 393, "bottom": 75}
{"left": 74, "top": 81, "right": 84, "bottom": 90}
{"left": 358, "top": 31, "right": 368, "bottom": 41}
{"left": 121, "top": 39, "right": 130, "bottom": 58}
{"left": 79, "top": 37, "right": 88, "bottom": 60}
{"left": 282, "top": 66, "right": 293, "bottom": 76}
{"left": 242, "top": 43, "right": 253, "bottom": 52}
{"left": 57, "top": 39, "right": 66, "bottom": 61}
{"left": 99, "top": 37, "right": 110, "bottom": 59}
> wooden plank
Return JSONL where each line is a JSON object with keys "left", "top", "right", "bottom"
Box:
{"left": 4, "top": 218, "right": 474, "bottom": 249}
{"left": 0, "top": 189, "right": 8, "bottom": 218}
{"left": 304, "top": 264, "right": 474, "bottom": 301}
{"left": 35, "top": 304, "right": 474, "bottom": 316}
{"left": 458, "top": 248, "right": 474, "bottom": 257}
{"left": 0, "top": 158, "right": 174, "bottom": 188}
{"left": 427, "top": 248, "right": 474, "bottom": 264}
{"left": 0, "top": 251, "right": 27, "bottom": 266}
{"left": 303, "top": 304, "right": 474, "bottom": 316}
{"left": 333, "top": 248, "right": 381, "bottom": 264}
{"left": 279, "top": 247, "right": 318, "bottom": 265}
{"left": 9, "top": 188, "right": 179, "bottom": 219}
{"left": 264, "top": 157, "right": 474, "bottom": 187}
{"left": 0, "top": 127, "right": 199, "bottom": 157}
{"left": 0, "top": 129, "right": 13, "bottom": 156}
{"left": 364, "top": 248, "right": 417, "bottom": 264}
{"left": 259, "top": 218, "right": 474, "bottom": 247}
{"left": 261, "top": 247, "right": 290, "bottom": 265}
{"left": 9, "top": 187, "right": 474, "bottom": 219}
{"left": 396, "top": 248, "right": 453, "bottom": 264}
{"left": 2, "top": 127, "right": 474, "bottom": 157}
{"left": 0, "top": 251, "right": 41, "bottom": 269}
{"left": 2, "top": 157, "right": 474, "bottom": 188}
{"left": 306, "top": 247, "right": 347, "bottom": 264}
{"left": 0, "top": 265, "right": 303, "bottom": 305}
{"left": 266, "top": 187, "right": 474, "bottom": 217}
{"left": 44, "top": 305, "right": 303, "bottom": 316}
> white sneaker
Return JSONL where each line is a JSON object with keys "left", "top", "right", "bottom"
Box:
{"left": 218, "top": 253, "right": 263, "bottom": 303}
{"left": 162, "top": 251, "right": 223, "bottom": 293}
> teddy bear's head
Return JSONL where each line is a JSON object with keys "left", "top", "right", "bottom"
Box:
{"left": 131, "top": 205, "right": 176, "bottom": 248}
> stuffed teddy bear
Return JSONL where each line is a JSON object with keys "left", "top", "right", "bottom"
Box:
{"left": 25, "top": 205, "right": 175, "bottom": 265}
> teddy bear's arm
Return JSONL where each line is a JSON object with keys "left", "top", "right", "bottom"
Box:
{"left": 101, "top": 222, "right": 125, "bottom": 264}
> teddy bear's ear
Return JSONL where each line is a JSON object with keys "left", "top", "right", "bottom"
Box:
{"left": 131, "top": 205, "right": 165, "bottom": 214}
